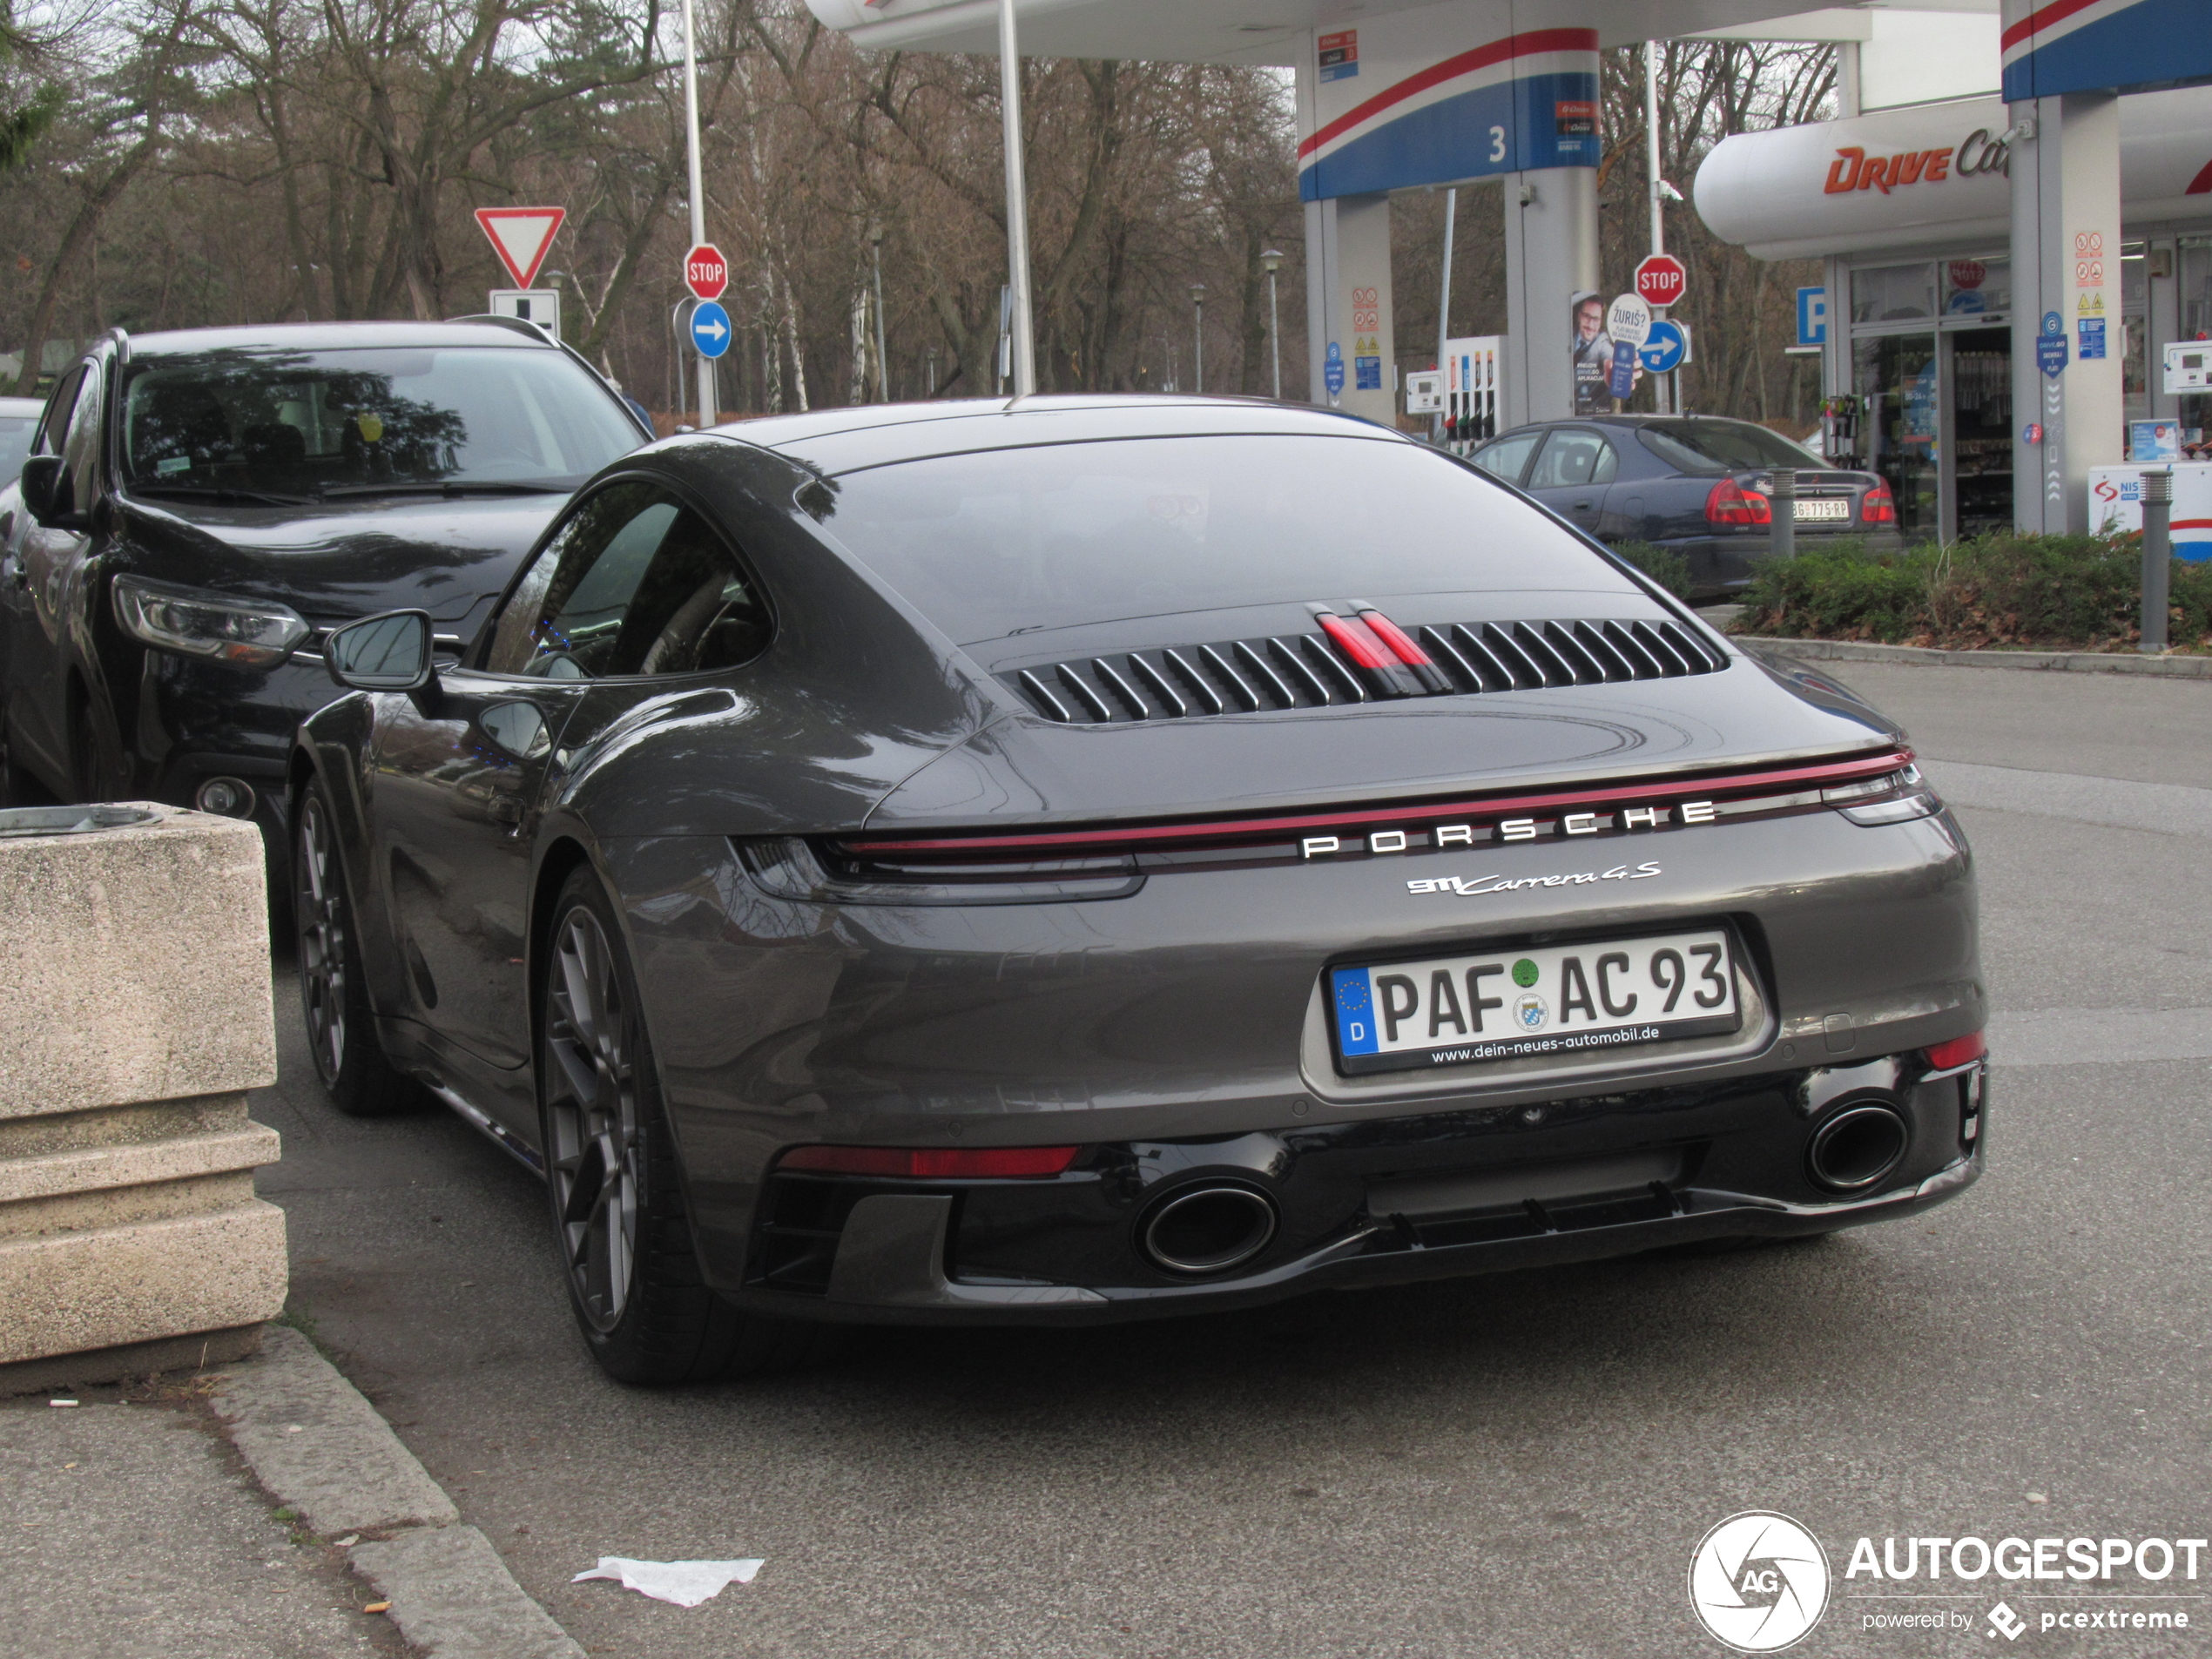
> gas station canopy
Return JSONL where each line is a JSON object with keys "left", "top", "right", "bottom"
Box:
{"left": 803, "top": 0, "right": 1836, "bottom": 64}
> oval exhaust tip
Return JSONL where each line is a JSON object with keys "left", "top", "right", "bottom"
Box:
{"left": 1140, "top": 1185, "right": 1278, "bottom": 1276}
{"left": 1807, "top": 1103, "right": 1909, "bottom": 1193}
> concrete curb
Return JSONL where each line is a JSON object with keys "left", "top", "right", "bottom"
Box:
{"left": 213, "top": 1325, "right": 584, "bottom": 1659}
{"left": 1732, "top": 635, "right": 2212, "bottom": 678}
{"left": 352, "top": 1527, "right": 584, "bottom": 1659}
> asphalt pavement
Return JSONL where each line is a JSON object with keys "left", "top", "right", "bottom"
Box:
{"left": 251, "top": 660, "right": 2212, "bottom": 1659}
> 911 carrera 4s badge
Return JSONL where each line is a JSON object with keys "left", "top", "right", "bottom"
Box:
{"left": 1329, "top": 927, "right": 1741, "bottom": 1074}
{"left": 1408, "top": 862, "right": 1660, "bottom": 896}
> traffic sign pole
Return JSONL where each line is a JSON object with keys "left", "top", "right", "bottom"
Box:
{"left": 680, "top": 0, "right": 714, "bottom": 427}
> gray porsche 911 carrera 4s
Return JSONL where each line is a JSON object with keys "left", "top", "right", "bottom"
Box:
{"left": 289, "top": 395, "right": 1986, "bottom": 1383}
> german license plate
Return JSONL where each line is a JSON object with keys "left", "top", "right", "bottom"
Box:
{"left": 1795, "top": 497, "right": 1850, "bottom": 522}
{"left": 1329, "top": 927, "right": 1742, "bottom": 1074}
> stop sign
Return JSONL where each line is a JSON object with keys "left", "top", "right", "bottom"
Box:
{"left": 1635, "top": 253, "right": 1688, "bottom": 309}
{"left": 684, "top": 243, "right": 729, "bottom": 300}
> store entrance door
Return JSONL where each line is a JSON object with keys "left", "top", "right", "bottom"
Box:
{"left": 1946, "top": 327, "right": 2013, "bottom": 540}
{"left": 1853, "top": 333, "right": 1939, "bottom": 541}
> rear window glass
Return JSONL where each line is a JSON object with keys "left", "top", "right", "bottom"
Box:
{"left": 811, "top": 435, "right": 1631, "bottom": 641}
{"left": 1637, "top": 419, "right": 1823, "bottom": 475}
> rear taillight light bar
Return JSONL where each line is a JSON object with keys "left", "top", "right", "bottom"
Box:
{"left": 839, "top": 747, "right": 1915, "bottom": 860}
{"left": 1705, "top": 479, "right": 1772, "bottom": 526}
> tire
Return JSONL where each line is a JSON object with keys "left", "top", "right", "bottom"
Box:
{"left": 539, "top": 867, "right": 844, "bottom": 1384}
{"left": 293, "top": 778, "right": 421, "bottom": 1117}
{"left": 67, "top": 685, "right": 125, "bottom": 804}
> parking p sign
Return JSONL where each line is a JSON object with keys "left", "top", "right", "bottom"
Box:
{"left": 1796, "top": 287, "right": 1827, "bottom": 347}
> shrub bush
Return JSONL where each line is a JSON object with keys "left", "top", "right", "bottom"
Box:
{"left": 1609, "top": 540, "right": 1694, "bottom": 599}
{"left": 1732, "top": 532, "right": 2212, "bottom": 651}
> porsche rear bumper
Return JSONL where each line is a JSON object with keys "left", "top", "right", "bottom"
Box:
{"left": 719, "top": 1055, "right": 1986, "bottom": 1326}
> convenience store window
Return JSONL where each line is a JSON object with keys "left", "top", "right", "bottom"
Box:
{"left": 2122, "top": 243, "right": 2148, "bottom": 424}
{"left": 1942, "top": 258, "right": 2009, "bottom": 319}
{"left": 1854, "top": 264, "right": 1935, "bottom": 324}
{"left": 2182, "top": 239, "right": 2212, "bottom": 448}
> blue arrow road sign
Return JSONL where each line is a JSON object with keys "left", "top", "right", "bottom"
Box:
{"left": 1639, "top": 320, "right": 1686, "bottom": 374}
{"left": 1324, "top": 341, "right": 1345, "bottom": 396}
{"left": 690, "top": 300, "right": 732, "bottom": 359}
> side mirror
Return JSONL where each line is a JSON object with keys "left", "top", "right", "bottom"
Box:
{"left": 325, "top": 609, "right": 435, "bottom": 692}
{"left": 20, "top": 455, "right": 78, "bottom": 529}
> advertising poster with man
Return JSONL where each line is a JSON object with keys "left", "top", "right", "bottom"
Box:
{"left": 1572, "top": 289, "right": 1613, "bottom": 415}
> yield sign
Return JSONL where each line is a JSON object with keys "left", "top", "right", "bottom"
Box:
{"left": 474, "top": 206, "right": 566, "bottom": 289}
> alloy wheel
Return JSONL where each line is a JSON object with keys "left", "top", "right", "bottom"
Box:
{"left": 295, "top": 793, "right": 347, "bottom": 1085}
{"left": 543, "top": 906, "right": 641, "bottom": 1332}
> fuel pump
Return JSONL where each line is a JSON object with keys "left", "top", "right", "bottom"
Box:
{"left": 1441, "top": 335, "right": 1501, "bottom": 456}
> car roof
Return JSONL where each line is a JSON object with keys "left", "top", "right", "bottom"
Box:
{"left": 1498, "top": 413, "right": 1766, "bottom": 434}
{"left": 0, "top": 396, "right": 44, "bottom": 415}
{"left": 119, "top": 319, "right": 565, "bottom": 357}
{"left": 705, "top": 393, "right": 1413, "bottom": 473}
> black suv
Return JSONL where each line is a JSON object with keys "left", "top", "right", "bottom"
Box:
{"left": 1469, "top": 415, "right": 1904, "bottom": 598}
{"left": 0, "top": 319, "right": 648, "bottom": 873}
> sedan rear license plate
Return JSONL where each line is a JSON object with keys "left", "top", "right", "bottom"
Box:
{"left": 1795, "top": 497, "right": 1850, "bottom": 522}
{"left": 1329, "top": 928, "right": 1741, "bottom": 1075}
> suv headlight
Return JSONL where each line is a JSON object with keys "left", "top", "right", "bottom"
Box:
{"left": 112, "top": 575, "right": 310, "bottom": 667}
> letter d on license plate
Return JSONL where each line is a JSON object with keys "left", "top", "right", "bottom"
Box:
{"left": 1329, "top": 927, "right": 1742, "bottom": 1074}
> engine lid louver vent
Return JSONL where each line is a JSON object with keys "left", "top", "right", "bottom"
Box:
{"left": 1003, "top": 618, "right": 1727, "bottom": 725}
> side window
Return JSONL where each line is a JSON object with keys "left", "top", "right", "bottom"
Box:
{"left": 1470, "top": 429, "right": 1540, "bottom": 483}
{"left": 484, "top": 480, "right": 770, "bottom": 680}
{"left": 60, "top": 363, "right": 104, "bottom": 500}
{"left": 36, "top": 367, "right": 86, "bottom": 457}
{"left": 1526, "top": 428, "right": 1613, "bottom": 490}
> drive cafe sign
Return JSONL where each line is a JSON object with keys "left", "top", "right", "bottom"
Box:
{"left": 1822, "top": 125, "right": 2013, "bottom": 195}
{"left": 1696, "top": 91, "right": 2211, "bottom": 263}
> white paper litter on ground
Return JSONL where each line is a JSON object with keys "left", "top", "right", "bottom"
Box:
{"left": 571, "top": 1556, "right": 765, "bottom": 1608}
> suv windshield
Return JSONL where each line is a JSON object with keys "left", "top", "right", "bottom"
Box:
{"left": 813, "top": 434, "right": 1634, "bottom": 641}
{"left": 0, "top": 411, "right": 35, "bottom": 486}
{"left": 118, "top": 347, "right": 639, "bottom": 500}
{"left": 1637, "top": 419, "right": 1823, "bottom": 475}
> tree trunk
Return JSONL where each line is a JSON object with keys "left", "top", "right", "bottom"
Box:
{"left": 13, "top": 132, "right": 158, "bottom": 394}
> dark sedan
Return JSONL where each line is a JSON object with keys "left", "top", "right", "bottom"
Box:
{"left": 1470, "top": 415, "right": 1903, "bottom": 598}
{"left": 0, "top": 319, "right": 648, "bottom": 876}
{"left": 291, "top": 395, "right": 1985, "bottom": 1384}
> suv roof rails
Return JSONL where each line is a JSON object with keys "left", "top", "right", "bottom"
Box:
{"left": 442, "top": 313, "right": 558, "bottom": 344}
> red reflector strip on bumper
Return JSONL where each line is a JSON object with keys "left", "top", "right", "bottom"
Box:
{"left": 1925, "top": 1032, "right": 1986, "bottom": 1071}
{"left": 777, "top": 1144, "right": 1081, "bottom": 1178}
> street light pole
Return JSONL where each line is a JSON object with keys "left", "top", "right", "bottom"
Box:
{"left": 1434, "top": 189, "right": 1456, "bottom": 442}
{"left": 1191, "top": 283, "right": 1205, "bottom": 395}
{"left": 681, "top": 0, "right": 714, "bottom": 427}
{"left": 1644, "top": 38, "right": 1671, "bottom": 416}
{"left": 997, "top": 0, "right": 1036, "bottom": 396}
{"left": 1261, "top": 250, "right": 1284, "bottom": 401}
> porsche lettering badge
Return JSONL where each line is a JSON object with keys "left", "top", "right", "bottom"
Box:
{"left": 1297, "top": 799, "right": 1717, "bottom": 862}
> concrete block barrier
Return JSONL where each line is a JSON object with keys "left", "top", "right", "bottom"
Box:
{"left": 0, "top": 804, "right": 285, "bottom": 1390}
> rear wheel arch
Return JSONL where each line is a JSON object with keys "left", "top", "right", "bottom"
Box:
{"left": 528, "top": 836, "right": 596, "bottom": 1052}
